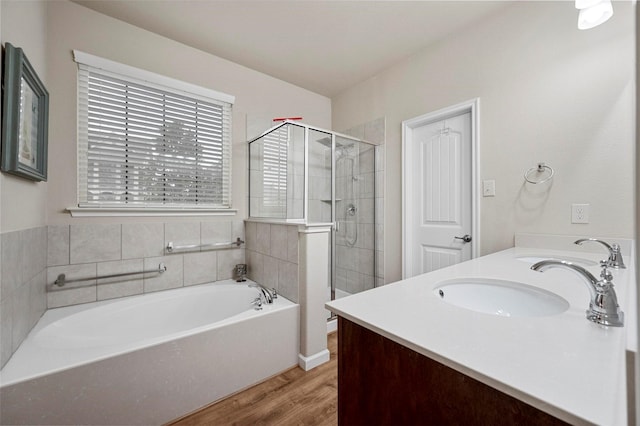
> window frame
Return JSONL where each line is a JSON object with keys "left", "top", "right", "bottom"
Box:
{"left": 70, "top": 50, "right": 236, "bottom": 217}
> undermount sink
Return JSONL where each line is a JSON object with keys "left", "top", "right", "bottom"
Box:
{"left": 433, "top": 278, "right": 569, "bottom": 318}
{"left": 516, "top": 255, "right": 598, "bottom": 266}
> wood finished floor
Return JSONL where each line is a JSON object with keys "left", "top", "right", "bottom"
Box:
{"left": 169, "top": 332, "right": 337, "bottom": 426}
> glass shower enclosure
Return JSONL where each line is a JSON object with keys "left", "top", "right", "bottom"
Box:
{"left": 248, "top": 121, "right": 377, "bottom": 317}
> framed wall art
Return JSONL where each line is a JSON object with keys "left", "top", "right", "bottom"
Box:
{"left": 1, "top": 42, "right": 49, "bottom": 181}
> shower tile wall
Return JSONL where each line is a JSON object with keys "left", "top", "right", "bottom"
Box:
{"left": 44, "top": 221, "right": 245, "bottom": 309}
{"left": 0, "top": 226, "right": 48, "bottom": 369}
{"left": 338, "top": 117, "right": 385, "bottom": 294}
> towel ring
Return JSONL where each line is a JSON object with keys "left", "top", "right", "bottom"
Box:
{"left": 524, "top": 163, "right": 554, "bottom": 185}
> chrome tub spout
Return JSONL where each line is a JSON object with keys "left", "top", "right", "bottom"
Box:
{"left": 249, "top": 283, "right": 277, "bottom": 304}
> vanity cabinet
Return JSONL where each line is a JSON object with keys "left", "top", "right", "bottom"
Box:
{"left": 337, "top": 318, "right": 568, "bottom": 426}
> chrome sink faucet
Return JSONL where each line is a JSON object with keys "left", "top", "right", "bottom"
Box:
{"left": 531, "top": 260, "right": 624, "bottom": 327}
{"left": 574, "top": 238, "right": 626, "bottom": 269}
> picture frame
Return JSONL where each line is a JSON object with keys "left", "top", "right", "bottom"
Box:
{"left": 1, "top": 43, "right": 49, "bottom": 181}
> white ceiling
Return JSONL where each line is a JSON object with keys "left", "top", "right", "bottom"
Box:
{"left": 71, "top": 1, "right": 511, "bottom": 97}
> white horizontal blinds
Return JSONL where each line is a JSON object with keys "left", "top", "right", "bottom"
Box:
{"left": 262, "top": 124, "right": 289, "bottom": 216}
{"left": 77, "top": 63, "right": 232, "bottom": 208}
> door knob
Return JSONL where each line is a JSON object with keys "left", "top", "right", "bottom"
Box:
{"left": 455, "top": 234, "right": 472, "bottom": 243}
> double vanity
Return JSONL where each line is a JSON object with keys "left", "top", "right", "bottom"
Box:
{"left": 326, "top": 234, "right": 634, "bottom": 425}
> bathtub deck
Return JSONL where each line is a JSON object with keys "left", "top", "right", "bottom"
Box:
{"left": 171, "top": 332, "right": 338, "bottom": 426}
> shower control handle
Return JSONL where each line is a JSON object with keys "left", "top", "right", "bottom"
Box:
{"left": 455, "top": 234, "right": 472, "bottom": 243}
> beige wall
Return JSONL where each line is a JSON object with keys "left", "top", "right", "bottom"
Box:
{"left": 0, "top": 0, "right": 49, "bottom": 232}
{"left": 44, "top": 0, "right": 331, "bottom": 225}
{"left": 332, "top": 1, "right": 636, "bottom": 284}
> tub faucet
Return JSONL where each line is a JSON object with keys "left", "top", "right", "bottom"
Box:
{"left": 250, "top": 283, "right": 277, "bottom": 304}
{"left": 574, "top": 238, "right": 626, "bottom": 269}
{"left": 531, "top": 260, "right": 624, "bottom": 327}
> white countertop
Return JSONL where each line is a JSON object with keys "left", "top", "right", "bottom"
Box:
{"left": 326, "top": 244, "right": 633, "bottom": 426}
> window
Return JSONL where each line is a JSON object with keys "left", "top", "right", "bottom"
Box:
{"left": 74, "top": 51, "right": 234, "bottom": 213}
{"left": 261, "top": 124, "right": 289, "bottom": 215}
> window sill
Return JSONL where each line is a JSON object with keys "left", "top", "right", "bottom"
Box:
{"left": 66, "top": 206, "right": 238, "bottom": 218}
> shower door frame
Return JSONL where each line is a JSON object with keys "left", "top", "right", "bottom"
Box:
{"left": 247, "top": 121, "right": 379, "bottom": 318}
{"left": 331, "top": 133, "right": 336, "bottom": 302}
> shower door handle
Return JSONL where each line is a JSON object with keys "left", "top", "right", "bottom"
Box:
{"left": 454, "top": 234, "right": 472, "bottom": 243}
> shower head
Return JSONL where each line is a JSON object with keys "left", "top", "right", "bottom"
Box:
{"left": 335, "top": 143, "right": 356, "bottom": 159}
{"left": 336, "top": 140, "right": 355, "bottom": 150}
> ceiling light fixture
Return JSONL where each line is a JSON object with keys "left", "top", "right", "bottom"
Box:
{"left": 575, "top": 0, "right": 614, "bottom": 30}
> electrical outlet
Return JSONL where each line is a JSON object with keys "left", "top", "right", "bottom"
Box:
{"left": 483, "top": 180, "right": 495, "bottom": 197}
{"left": 571, "top": 203, "right": 589, "bottom": 224}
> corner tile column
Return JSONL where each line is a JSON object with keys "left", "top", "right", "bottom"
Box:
{"left": 297, "top": 223, "right": 331, "bottom": 371}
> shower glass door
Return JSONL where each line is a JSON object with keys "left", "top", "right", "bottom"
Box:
{"left": 331, "top": 136, "right": 376, "bottom": 307}
{"left": 303, "top": 128, "right": 376, "bottom": 321}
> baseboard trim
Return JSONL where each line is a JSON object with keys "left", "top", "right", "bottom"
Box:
{"left": 298, "top": 349, "right": 330, "bottom": 371}
{"left": 327, "top": 318, "right": 337, "bottom": 334}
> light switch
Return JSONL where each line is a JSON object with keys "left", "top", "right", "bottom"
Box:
{"left": 483, "top": 180, "right": 495, "bottom": 197}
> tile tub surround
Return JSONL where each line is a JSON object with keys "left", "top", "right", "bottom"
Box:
{"left": 245, "top": 221, "right": 299, "bottom": 303}
{"left": 1, "top": 227, "right": 48, "bottom": 369}
{"left": 45, "top": 221, "right": 245, "bottom": 309}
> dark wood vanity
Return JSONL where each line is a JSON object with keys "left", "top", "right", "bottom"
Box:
{"left": 337, "top": 318, "right": 569, "bottom": 425}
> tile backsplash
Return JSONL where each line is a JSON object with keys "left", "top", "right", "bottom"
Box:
{"left": 0, "top": 220, "right": 245, "bottom": 370}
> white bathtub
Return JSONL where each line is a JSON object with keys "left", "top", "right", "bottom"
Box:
{"left": 0, "top": 280, "right": 299, "bottom": 425}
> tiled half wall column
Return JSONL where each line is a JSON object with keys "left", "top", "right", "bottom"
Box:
{"left": 45, "top": 221, "right": 245, "bottom": 309}
{"left": 297, "top": 225, "right": 331, "bottom": 370}
{"left": 245, "top": 220, "right": 331, "bottom": 371}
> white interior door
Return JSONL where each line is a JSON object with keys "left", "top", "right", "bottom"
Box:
{"left": 404, "top": 111, "right": 473, "bottom": 278}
